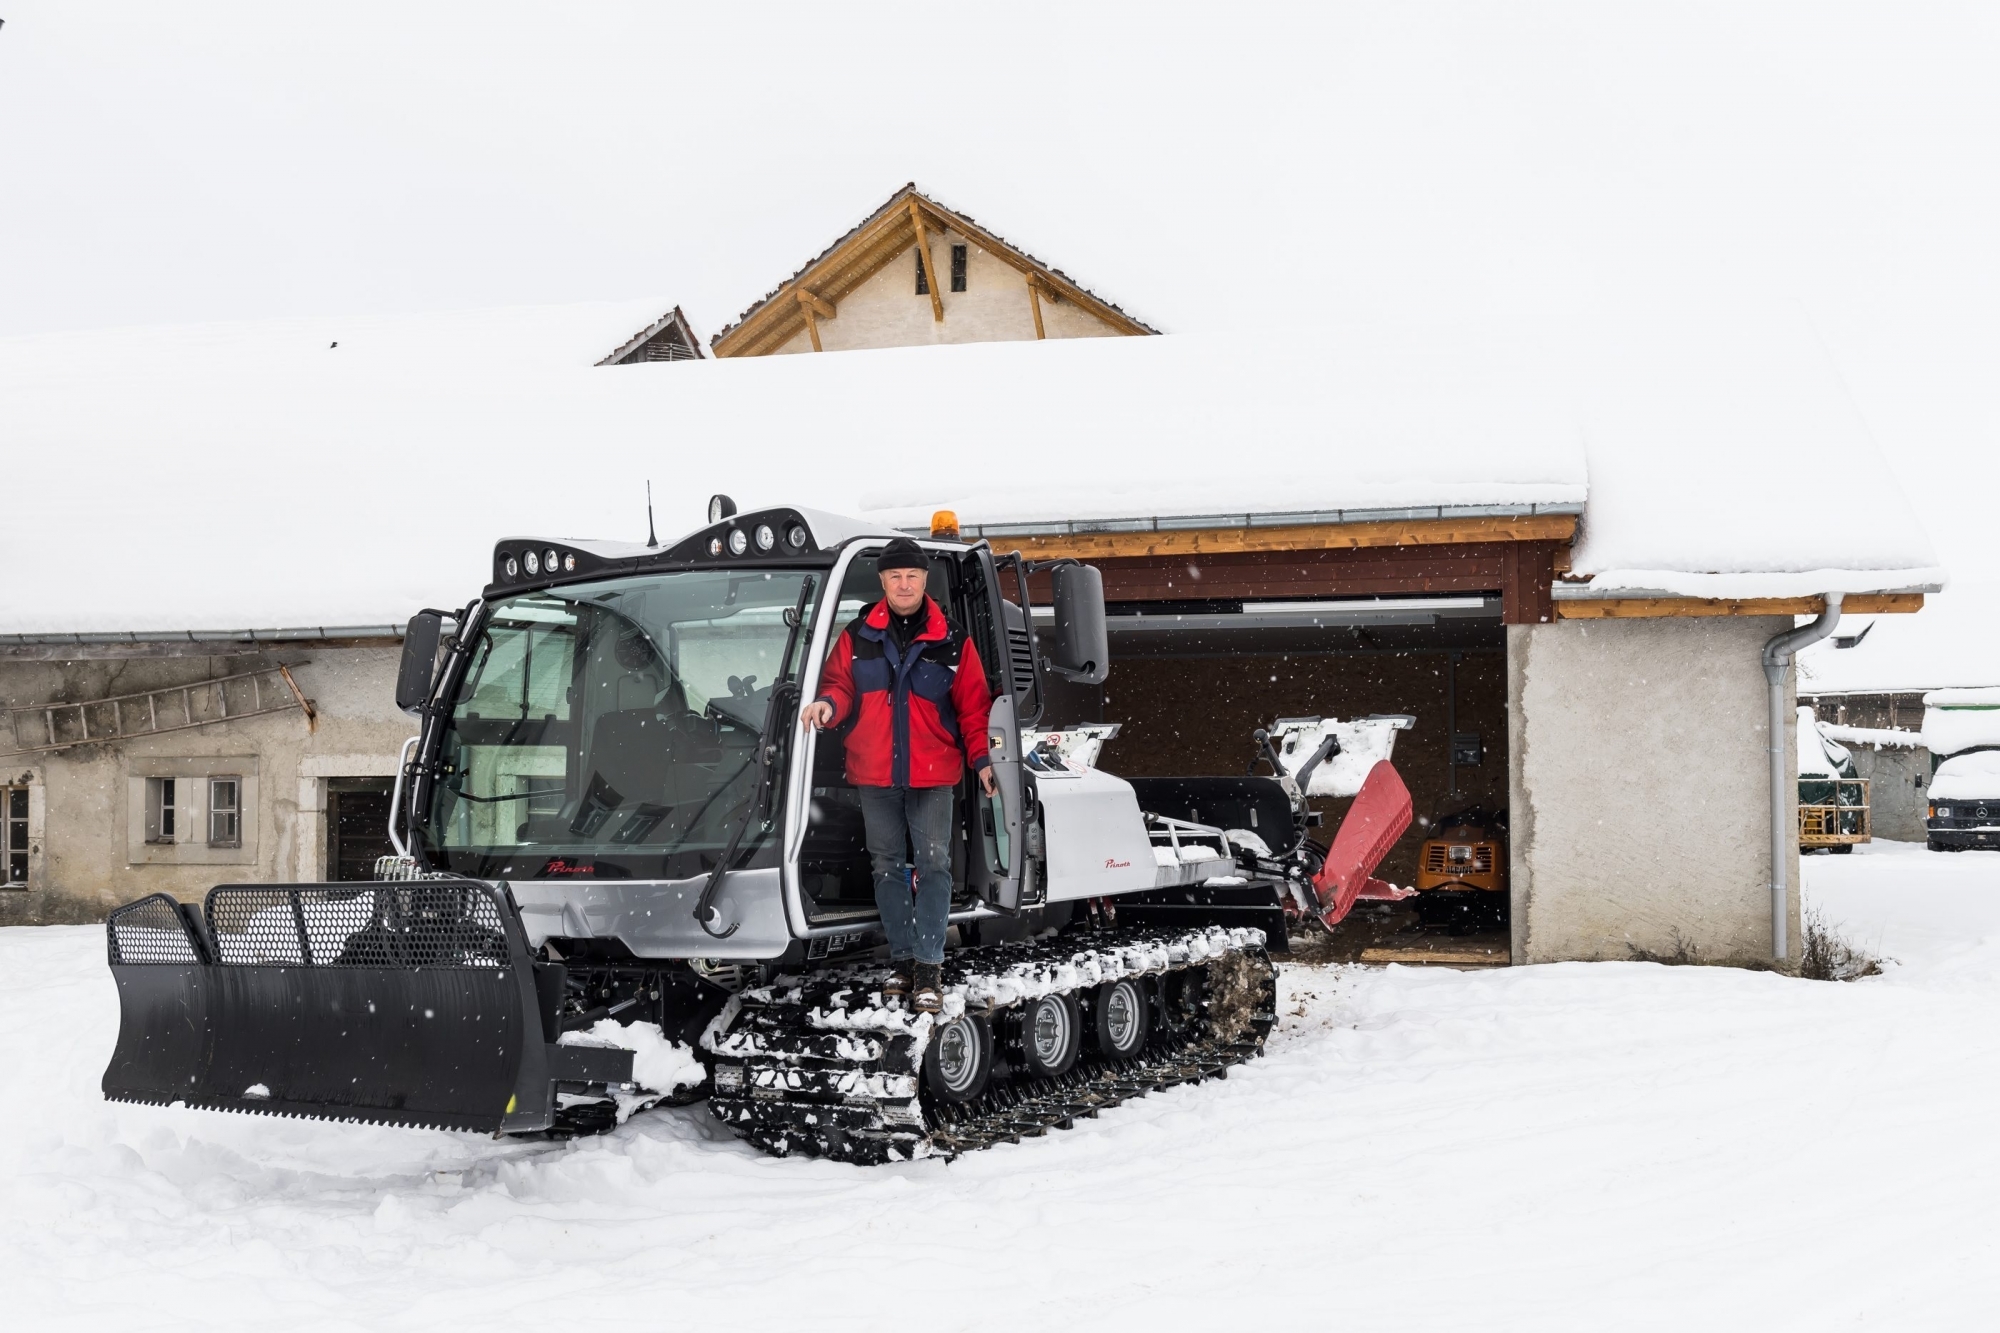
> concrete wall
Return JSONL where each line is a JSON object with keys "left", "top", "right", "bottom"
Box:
{"left": 771, "top": 226, "right": 1124, "bottom": 354}
{"left": 0, "top": 647, "right": 409, "bottom": 924}
{"left": 1846, "top": 744, "right": 1931, "bottom": 842}
{"left": 1509, "top": 616, "right": 1795, "bottom": 968}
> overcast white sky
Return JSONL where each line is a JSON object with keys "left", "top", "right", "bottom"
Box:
{"left": 2, "top": 2, "right": 1997, "bottom": 577}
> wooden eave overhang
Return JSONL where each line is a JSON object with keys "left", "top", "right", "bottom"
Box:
{"left": 1552, "top": 590, "right": 1929, "bottom": 618}
{"left": 710, "top": 184, "right": 1157, "bottom": 358}
{"left": 932, "top": 507, "right": 1574, "bottom": 625}
{"left": 950, "top": 509, "right": 1581, "bottom": 560}
{"left": 919, "top": 506, "right": 1932, "bottom": 626}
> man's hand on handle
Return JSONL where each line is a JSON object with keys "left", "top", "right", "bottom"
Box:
{"left": 978, "top": 767, "right": 998, "bottom": 798}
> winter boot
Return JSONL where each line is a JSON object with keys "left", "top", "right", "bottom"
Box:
{"left": 881, "top": 965, "right": 912, "bottom": 999}
{"left": 912, "top": 962, "right": 944, "bottom": 1014}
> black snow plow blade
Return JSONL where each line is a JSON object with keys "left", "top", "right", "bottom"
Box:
{"left": 102, "top": 881, "right": 630, "bottom": 1133}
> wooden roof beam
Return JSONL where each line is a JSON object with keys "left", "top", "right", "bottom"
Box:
{"left": 908, "top": 200, "right": 945, "bottom": 322}
{"left": 1557, "top": 593, "right": 1926, "bottom": 619}
{"left": 989, "top": 514, "right": 1579, "bottom": 561}
{"left": 796, "top": 288, "right": 836, "bottom": 320}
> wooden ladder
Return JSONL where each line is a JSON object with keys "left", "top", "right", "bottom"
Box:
{"left": 1, "top": 665, "right": 316, "bottom": 757}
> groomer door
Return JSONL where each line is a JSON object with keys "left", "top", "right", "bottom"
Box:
{"left": 958, "top": 547, "right": 1033, "bottom": 914}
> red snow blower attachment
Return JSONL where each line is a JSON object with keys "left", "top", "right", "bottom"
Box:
{"left": 1311, "top": 760, "right": 1416, "bottom": 927}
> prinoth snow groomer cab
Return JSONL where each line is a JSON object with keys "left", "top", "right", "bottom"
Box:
{"left": 101, "top": 503, "right": 1415, "bottom": 1162}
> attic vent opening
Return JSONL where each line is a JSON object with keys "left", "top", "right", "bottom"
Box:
{"left": 915, "top": 250, "right": 930, "bottom": 296}
{"left": 618, "top": 330, "right": 699, "bottom": 364}
{"left": 950, "top": 245, "right": 968, "bottom": 293}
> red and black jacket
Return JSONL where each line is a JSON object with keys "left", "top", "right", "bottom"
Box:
{"left": 814, "top": 597, "right": 995, "bottom": 789}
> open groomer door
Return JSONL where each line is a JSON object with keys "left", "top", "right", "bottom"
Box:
{"left": 964, "top": 550, "right": 1108, "bottom": 915}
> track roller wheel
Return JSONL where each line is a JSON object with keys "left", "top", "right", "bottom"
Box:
{"left": 924, "top": 1013, "right": 995, "bottom": 1104}
{"left": 1092, "top": 978, "right": 1149, "bottom": 1058}
{"left": 1019, "top": 992, "right": 1082, "bottom": 1078}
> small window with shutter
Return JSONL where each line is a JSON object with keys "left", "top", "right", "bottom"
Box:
{"left": 3, "top": 787, "right": 27, "bottom": 885}
{"left": 146, "top": 778, "right": 177, "bottom": 844}
{"left": 209, "top": 776, "right": 241, "bottom": 848}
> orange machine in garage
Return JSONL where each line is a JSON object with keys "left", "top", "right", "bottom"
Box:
{"left": 1413, "top": 808, "right": 1508, "bottom": 927}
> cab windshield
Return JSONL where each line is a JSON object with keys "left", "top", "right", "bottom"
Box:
{"left": 422, "top": 568, "right": 818, "bottom": 880}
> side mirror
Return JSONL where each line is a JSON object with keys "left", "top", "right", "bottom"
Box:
{"left": 396, "top": 611, "right": 445, "bottom": 715}
{"left": 1048, "top": 563, "right": 1109, "bottom": 684}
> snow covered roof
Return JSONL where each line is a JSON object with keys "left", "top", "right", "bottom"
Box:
{"left": 1925, "top": 687, "right": 2000, "bottom": 708}
{"left": 0, "top": 307, "right": 1942, "bottom": 637}
{"left": 1922, "top": 689, "right": 2000, "bottom": 758}
{"left": 0, "top": 301, "right": 680, "bottom": 376}
{"left": 1798, "top": 582, "right": 2000, "bottom": 696}
{"left": 1562, "top": 315, "right": 1943, "bottom": 601}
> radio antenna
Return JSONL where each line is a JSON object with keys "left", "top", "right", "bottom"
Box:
{"left": 645, "top": 480, "right": 659, "bottom": 548}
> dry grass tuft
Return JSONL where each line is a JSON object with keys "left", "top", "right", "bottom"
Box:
{"left": 1625, "top": 929, "right": 1705, "bottom": 968}
{"left": 1799, "top": 907, "right": 1882, "bottom": 982}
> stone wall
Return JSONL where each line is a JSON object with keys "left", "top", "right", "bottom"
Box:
{"left": 0, "top": 647, "right": 408, "bottom": 924}
{"left": 1509, "top": 616, "right": 1794, "bottom": 967}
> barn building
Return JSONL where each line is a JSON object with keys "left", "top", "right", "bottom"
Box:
{"left": 0, "top": 194, "right": 1946, "bottom": 972}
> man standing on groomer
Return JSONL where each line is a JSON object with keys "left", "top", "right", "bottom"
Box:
{"left": 801, "top": 538, "right": 996, "bottom": 1015}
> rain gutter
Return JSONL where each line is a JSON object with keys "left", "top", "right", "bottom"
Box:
{"left": 0, "top": 626, "right": 403, "bottom": 647}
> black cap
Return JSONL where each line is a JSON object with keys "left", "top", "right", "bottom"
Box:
{"left": 875, "top": 537, "right": 929, "bottom": 572}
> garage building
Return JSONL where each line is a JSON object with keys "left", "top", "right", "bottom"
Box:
{"left": 0, "top": 280, "right": 1944, "bottom": 971}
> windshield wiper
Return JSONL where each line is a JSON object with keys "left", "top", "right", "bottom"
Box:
{"left": 438, "top": 781, "right": 566, "bottom": 805}
{"left": 695, "top": 576, "right": 817, "bottom": 939}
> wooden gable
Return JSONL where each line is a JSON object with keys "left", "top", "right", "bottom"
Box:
{"left": 709, "top": 184, "right": 1156, "bottom": 358}
{"left": 597, "top": 306, "right": 705, "bottom": 365}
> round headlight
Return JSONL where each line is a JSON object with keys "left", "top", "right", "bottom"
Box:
{"left": 755, "top": 523, "right": 776, "bottom": 551}
{"left": 727, "top": 528, "right": 749, "bottom": 555}
{"left": 544, "top": 548, "right": 559, "bottom": 572}
{"left": 1937, "top": 806, "right": 1952, "bottom": 818}
{"left": 707, "top": 536, "right": 724, "bottom": 557}
{"left": 523, "top": 550, "right": 540, "bottom": 575}
{"left": 563, "top": 552, "right": 577, "bottom": 572}
{"left": 504, "top": 555, "right": 519, "bottom": 578}
{"left": 786, "top": 523, "right": 809, "bottom": 550}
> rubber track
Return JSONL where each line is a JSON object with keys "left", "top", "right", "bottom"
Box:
{"left": 706, "top": 927, "right": 1277, "bottom": 1164}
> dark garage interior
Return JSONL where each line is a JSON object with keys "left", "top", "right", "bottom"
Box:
{"left": 1036, "top": 598, "right": 1508, "bottom": 892}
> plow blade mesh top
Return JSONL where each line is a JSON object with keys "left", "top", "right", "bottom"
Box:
{"left": 101, "top": 882, "right": 563, "bottom": 1133}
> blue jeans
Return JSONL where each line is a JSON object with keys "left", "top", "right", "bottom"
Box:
{"left": 857, "top": 785, "right": 955, "bottom": 966}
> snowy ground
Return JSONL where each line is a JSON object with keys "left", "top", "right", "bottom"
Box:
{"left": 4, "top": 842, "right": 1997, "bottom": 1331}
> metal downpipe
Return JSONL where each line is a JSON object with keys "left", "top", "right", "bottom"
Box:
{"left": 1761, "top": 594, "right": 1844, "bottom": 963}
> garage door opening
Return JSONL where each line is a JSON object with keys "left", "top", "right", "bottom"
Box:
{"left": 1036, "top": 594, "right": 1511, "bottom": 964}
